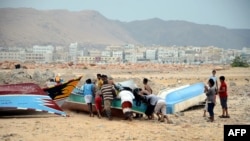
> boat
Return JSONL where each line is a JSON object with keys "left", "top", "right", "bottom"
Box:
{"left": 43, "top": 76, "right": 82, "bottom": 107}
{"left": 0, "top": 83, "right": 67, "bottom": 116}
{"left": 62, "top": 80, "right": 147, "bottom": 117}
{"left": 158, "top": 82, "right": 206, "bottom": 114}
{"left": 63, "top": 80, "right": 206, "bottom": 117}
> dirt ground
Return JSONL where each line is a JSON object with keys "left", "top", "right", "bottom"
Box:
{"left": 0, "top": 65, "right": 250, "bottom": 141}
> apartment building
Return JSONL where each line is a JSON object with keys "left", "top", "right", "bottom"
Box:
{"left": 0, "top": 51, "right": 21, "bottom": 61}
{"left": 69, "top": 42, "right": 78, "bottom": 62}
{"left": 1, "top": 43, "right": 249, "bottom": 65}
{"left": 145, "top": 49, "right": 157, "bottom": 60}
{"left": 32, "top": 45, "right": 54, "bottom": 62}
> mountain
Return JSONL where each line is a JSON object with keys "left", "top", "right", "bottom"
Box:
{"left": 0, "top": 8, "right": 137, "bottom": 48}
{"left": 119, "top": 18, "right": 250, "bottom": 48}
{"left": 0, "top": 8, "right": 249, "bottom": 49}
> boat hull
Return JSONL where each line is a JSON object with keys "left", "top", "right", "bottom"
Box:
{"left": 62, "top": 93, "right": 147, "bottom": 117}
{"left": 0, "top": 94, "right": 67, "bottom": 116}
{"left": 0, "top": 83, "right": 67, "bottom": 116}
{"left": 162, "top": 82, "right": 206, "bottom": 114}
{"left": 64, "top": 81, "right": 206, "bottom": 116}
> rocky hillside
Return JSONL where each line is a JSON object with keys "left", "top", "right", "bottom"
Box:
{"left": 0, "top": 8, "right": 250, "bottom": 49}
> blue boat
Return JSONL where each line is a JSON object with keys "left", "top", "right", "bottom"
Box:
{"left": 63, "top": 86, "right": 147, "bottom": 117}
{"left": 158, "top": 82, "right": 206, "bottom": 114}
{"left": 0, "top": 83, "right": 67, "bottom": 116}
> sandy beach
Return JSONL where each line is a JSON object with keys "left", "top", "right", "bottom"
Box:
{"left": 1, "top": 64, "right": 250, "bottom": 141}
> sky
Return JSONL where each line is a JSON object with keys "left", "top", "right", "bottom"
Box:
{"left": 0, "top": 0, "right": 249, "bottom": 29}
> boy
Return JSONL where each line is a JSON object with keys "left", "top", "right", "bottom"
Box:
{"left": 143, "top": 78, "right": 153, "bottom": 94}
{"left": 218, "top": 76, "right": 230, "bottom": 118}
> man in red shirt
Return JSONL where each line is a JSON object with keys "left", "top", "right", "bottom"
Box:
{"left": 218, "top": 76, "right": 230, "bottom": 118}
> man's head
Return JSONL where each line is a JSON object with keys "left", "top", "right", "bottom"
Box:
{"left": 219, "top": 76, "right": 225, "bottom": 81}
{"left": 101, "top": 75, "right": 108, "bottom": 84}
{"left": 143, "top": 78, "right": 148, "bottom": 84}
{"left": 97, "top": 74, "right": 101, "bottom": 79}
{"left": 208, "top": 78, "right": 215, "bottom": 87}
{"left": 212, "top": 70, "right": 216, "bottom": 75}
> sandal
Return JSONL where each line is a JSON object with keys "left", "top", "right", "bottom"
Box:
{"left": 219, "top": 115, "right": 226, "bottom": 118}
{"left": 219, "top": 115, "right": 230, "bottom": 118}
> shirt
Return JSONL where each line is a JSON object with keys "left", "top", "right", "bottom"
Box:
{"left": 206, "top": 86, "right": 216, "bottom": 103}
{"left": 219, "top": 81, "right": 228, "bottom": 98}
{"left": 142, "top": 94, "right": 159, "bottom": 106}
{"left": 97, "top": 79, "right": 103, "bottom": 90}
{"left": 82, "top": 83, "right": 94, "bottom": 96}
{"left": 210, "top": 76, "right": 218, "bottom": 89}
{"left": 117, "top": 90, "right": 135, "bottom": 104}
{"left": 101, "top": 83, "right": 114, "bottom": 100}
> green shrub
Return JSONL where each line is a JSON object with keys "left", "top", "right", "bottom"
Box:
{"left": 231, "top": 56, "right": 249, "bottom": 67}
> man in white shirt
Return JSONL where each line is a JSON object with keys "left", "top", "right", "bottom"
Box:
{"left": 117, "top": 87, "right": 135, "bottom": 121}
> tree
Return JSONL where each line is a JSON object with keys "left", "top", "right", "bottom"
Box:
{"left": 231, "top": 56, "right": 249, "bottom": 67}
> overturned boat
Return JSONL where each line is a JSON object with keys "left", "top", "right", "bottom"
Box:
{"left": 158, "top": 82, "right": 206, "bottom": 114}
{"left": 0, "top": 83, "right": 67, "bottom": 116}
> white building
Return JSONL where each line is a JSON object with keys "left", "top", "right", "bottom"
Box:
{"left": 101, "top": 50, "right": 112, "bottom": 57}
{"left": 124, "top": 49, "right": 137, "bottom": 63}
{"left": 112, "top": 50, "right": 123, "bottom": 62}
{"left": 145, "top": 49, "right": 157, "bottom": 60}
{"left": 33, "top": 45, "right": 54, "bottom": 54}
{"left": 69, "top": 42, "right": 78, "bottom": 62}
{"left": 0, "top": 51, "right": 21, "bottom": 61}
{"left": 33, "top": 45, "right": 54, "bottom": 62}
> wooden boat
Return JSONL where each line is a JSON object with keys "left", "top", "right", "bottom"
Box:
{"left": 0, "top": 83, "right": 67, "bottom": 116}
{"left": 63, "top": 92, "right": 147, "bottom": 117}
{"left": 43, "top": 76, "right": 82, "bottom": 107}
{"left": 62, "top": 80, "right": 147, "bottom": 117}
{"left": 158, "top": 82, "right": 206, "bottom": 114}
{"left": 63, "top": 80, "right": 206, "bottom": 117}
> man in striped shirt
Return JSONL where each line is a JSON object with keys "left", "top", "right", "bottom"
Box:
{"left": 100, "top": 75, "right": 115, "bottom": 120}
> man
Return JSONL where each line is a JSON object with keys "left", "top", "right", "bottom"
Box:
{"left": 209, "top": 70, "right": 218, "bottom": 94}
{"left": 96, "top": 73, "right": 103, "bottom": 90}
{"left": 55, "top": 73, "right": 62, "bottom": 84}
{"left": 117, "top": 87, "right": 134, "bottom": 121}
{"left": 138, "top": 89, "right": 172, "bottom": 123}
{"left": 100, "top": 77, "right": 115, "bottom": 120}
{"left": 138, "top": 89, "right": 157, "bottom": 120}
{"left": 143, "top": 78, "right": 153, "bottom": 94}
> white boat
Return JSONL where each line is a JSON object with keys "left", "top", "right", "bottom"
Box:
{"left": 158, "top": 82, "right": 206, "bottom": 114}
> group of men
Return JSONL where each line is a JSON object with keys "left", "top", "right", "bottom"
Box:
{"left": 90, "top": 74, "right": 172, "bottom": 123}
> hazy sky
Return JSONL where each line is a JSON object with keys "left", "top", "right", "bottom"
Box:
{"left": 0, "top": 0, "right": 249, "bottom": 29}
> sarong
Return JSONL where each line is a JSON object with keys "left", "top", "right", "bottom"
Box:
{"left": 122, "top": 101, "right": 132, "bottom": 114}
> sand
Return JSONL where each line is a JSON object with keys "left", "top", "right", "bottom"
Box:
{"left": 1, "top": 65, "right": 250, "bottom": 141}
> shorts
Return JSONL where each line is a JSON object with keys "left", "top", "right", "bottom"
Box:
{"left": 84, "top": 95, "right": 93, "bottom": 104}
{"left": 121, "top": 101, "right": 132, "bottom": 114}
{"left": 220, "top": 97, "right": 228, "bottom": 109}
{"left": 95, "top": 96, "right": 103, "bottom": 111}
{"left": 154, "top": 100, "right": 167, "bottom": 115}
